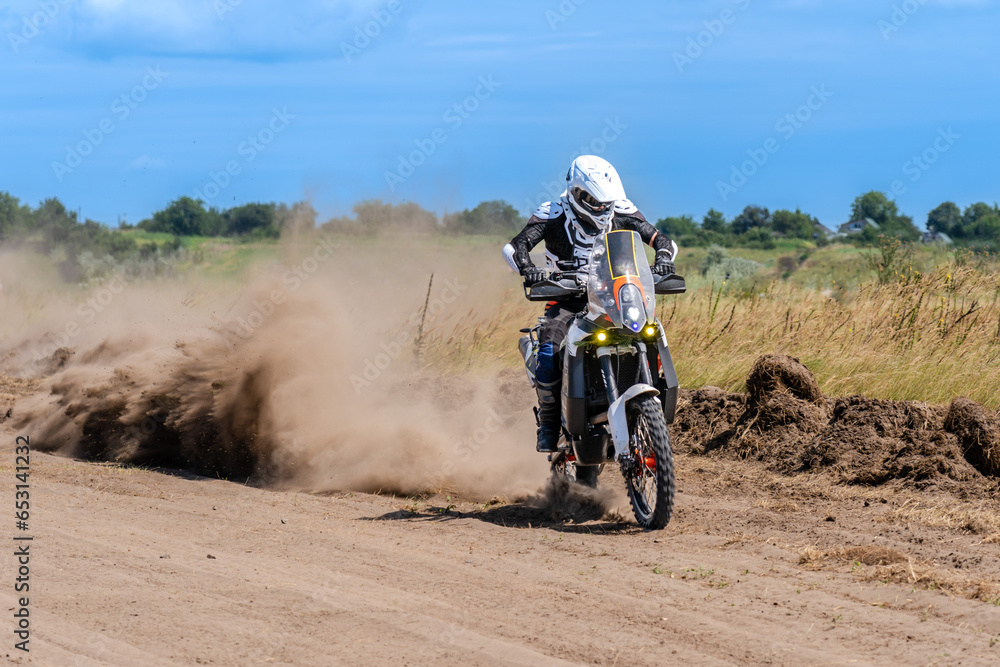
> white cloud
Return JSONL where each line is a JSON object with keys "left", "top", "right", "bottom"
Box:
{"left": 128, "top": 155, "right": 166, "bottom": 170}
{"left": 3, "top": 0, "right": 400, "bottom": 59}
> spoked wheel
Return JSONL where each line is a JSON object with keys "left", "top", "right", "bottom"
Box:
{"left": 622, "top": 395, "right": 675, "bottom": 530}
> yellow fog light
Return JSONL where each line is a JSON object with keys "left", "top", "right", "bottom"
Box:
{"left": 645, "top": 326, "right": 656, "bottom": 337}
{"left": 596, "top": 332, "right": 607, "bottom": 342}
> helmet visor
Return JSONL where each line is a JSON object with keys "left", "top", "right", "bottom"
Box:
{"left": 573, "top": 188, "right": 614, "bottom": 216}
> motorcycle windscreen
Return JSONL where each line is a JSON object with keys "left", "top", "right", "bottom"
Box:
{"left": 587, "top": 230, "right": 656, "bottom": 329}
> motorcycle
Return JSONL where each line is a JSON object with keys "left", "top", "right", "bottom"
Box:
{"left": 518, "top": 229, "right": 686, "bottom": 529}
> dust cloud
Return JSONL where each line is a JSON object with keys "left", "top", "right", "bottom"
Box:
{"left": 1, "top": 238, "right": 547, "bottom": 500}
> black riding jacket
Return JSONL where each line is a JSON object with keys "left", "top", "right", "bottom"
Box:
{"left": 508, "top": 198, "right": 675, "bottom": 274}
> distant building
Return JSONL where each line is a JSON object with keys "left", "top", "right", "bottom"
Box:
{"left": 922, "top": 231, "right": 953, "bottom": 245}
{"left": 836, "top": 217, "right": 880, "bottom": 236}
{"left": 813, "top": 221, "right": 835, "bottom": 239}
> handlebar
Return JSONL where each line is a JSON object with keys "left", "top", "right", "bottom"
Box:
{"left": 653, "top": 273, "right": 687, "bottom": 295}
{"left": 523, "top": 270, "right": 687, "bottom": 300}
{"left": 523, "top": 273, "right": 586, "bottom": 301}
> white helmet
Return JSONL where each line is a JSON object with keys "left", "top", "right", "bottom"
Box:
{"left": 564, "top": 155, "right": 626, "bottom": 232}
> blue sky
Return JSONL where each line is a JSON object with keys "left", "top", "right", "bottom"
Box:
{"left": 1, "top": 0, "right": 997, "bottom": 229}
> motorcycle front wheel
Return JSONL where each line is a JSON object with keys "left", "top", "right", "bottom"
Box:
{"left": 623, "top": 395, "right": 675, "bottom": 530}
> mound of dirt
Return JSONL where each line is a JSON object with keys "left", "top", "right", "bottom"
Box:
{"left": 44, "top": 347, "right": 74, "bottom": 375}
{"left": 24, "top": 335, "right": 281, "bottom": 480}
{"left": 672, "top": 386, "right": 746, "bottom": 452}
{"left": 801, "top": 397, "right": 978, "bottom": 489}
{"left": 944, "top": 397, "right": 1000, "bottom": 477}
{"left": 745, "top": 354, "right": 823, "bottom": 404}
{"left": 0, "top": 374, "right": 41, "bottom": 425}
{"left": 706, "top": 392, "right": 829, "bottom": 468}
{"left": 675, "top": 356, "right": 998, "bottom": 491}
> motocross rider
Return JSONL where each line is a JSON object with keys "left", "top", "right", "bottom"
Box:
{"left": 502, "top": 155, "right": 677, "bottom": 453}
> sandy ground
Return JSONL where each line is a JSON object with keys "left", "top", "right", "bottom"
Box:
{"left": 2, "top": 428, "right": 999, "bottom": 666}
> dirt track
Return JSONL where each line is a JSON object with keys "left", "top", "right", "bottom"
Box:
{"left": 3, "top": 426, "right": 1000, "bottom": 666}
{"left": 3, "top": 329, "right": 1000, "bottom": 666}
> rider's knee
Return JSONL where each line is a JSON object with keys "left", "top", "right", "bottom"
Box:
{"left": 535, "top": 342, "right": 560, "bottom": 384}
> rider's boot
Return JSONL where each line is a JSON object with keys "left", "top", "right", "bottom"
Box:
{"left": 535, "top": 380, "right": 561, "bottom": 453}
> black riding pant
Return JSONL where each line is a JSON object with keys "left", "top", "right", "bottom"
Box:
{"left": 536, "top": 300, "right": 585, "bottom": 385}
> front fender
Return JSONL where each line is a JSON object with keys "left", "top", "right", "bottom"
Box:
{"left": 608, "top": 383, "right": 660, "bottom": 460}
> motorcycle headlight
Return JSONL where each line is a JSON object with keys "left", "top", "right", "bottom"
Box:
{"left": 618, "top": 283, "right": 647, "bottom": 333}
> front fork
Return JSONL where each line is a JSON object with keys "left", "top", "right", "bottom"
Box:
{"left": 596, "top": 341, "right": 654, "bottom": 403}
{"left": 600, "top": 342, "right": 660, "bottom": 463}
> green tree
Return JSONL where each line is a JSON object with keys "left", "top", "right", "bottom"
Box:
{"left": 702, "top": 209, "right": 729, "bottom": 234}
{"left": 771, "top": 208, "right": 818, "bottom": 239}
{"left": 972, "top": 213, "right": 1000, "bottom": 240}
{"left": 963, "top": 202, "right": 994, "bottom": 225}
{"left": 849, "top": 191, "right": 919, "bottom": 240}
{"left": 140, "top": 197, "right": 220, "bottom": 236}
{"left": 353, "top": 200, "right": 439, "bottom": 234}
{"left": 443, "top": 200, "right": 523, "bottom": 235}
{"left": 655, "top": 215, "right": 697, "bottom": 238}
{"left": 926, "top": 202, "right": 961, "bottom": 235}
{"left": 731, "top": 205, "right": 771, "bottom": 235}
{"left": 223, "top": 202, "right": 278, "bottom": 237}
{"left": 63, "top": 219, "right": 138, "bottom": 261}
{"left": 276, "top": 202, "right": 318, "bottom": 236}
{"left": 741, "top": 226, "right": 775, "bottom": 249}
{"left": 33, "top": 198, "right": 79, "bottom": 248}
{"left": 0, "top": 192, "right": 32, "bottom": 241}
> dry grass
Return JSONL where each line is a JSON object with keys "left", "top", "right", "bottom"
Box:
{"left": 0, "top": 374, "right": 42, "bottom": 401}
{"left": 659, "top": 264, "right": 1000, "bottom": 407}
{"left": 799, "top": 545, "right": 1000, "bottom": 604}
{"left": 752, "top": 497, "right": 800, "bottom": 513}
{"left": 880, "top": 499, "right": 1000, "bottom": 536}
{"left": 425, "top": 258, "right": 1000, "bottom": 409}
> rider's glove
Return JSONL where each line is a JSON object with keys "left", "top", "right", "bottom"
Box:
{"left": 521, "top": 266, "right": 546, "bottom": 286}
{"left": 652, "top": 251, "right": 675, "bottom": 276}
